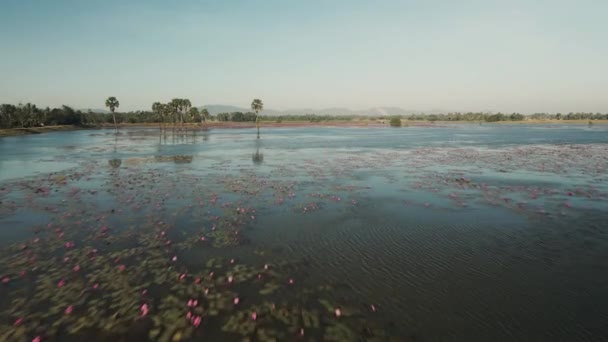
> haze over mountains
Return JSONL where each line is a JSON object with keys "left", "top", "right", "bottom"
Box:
{"left": 201, "top": 105, "right": 436, "bottom": 116}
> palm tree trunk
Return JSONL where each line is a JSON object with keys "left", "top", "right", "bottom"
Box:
{"left": 112, "top": 111, "right": 118, "bottom": 133}
{"left": 256, "top": 112, "right": 260, "bottom": 139}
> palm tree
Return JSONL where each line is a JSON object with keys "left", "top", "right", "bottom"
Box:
{"left": 201, "top": 108, "right": 210, "bottom": 129}
{"left": 105, "top": 96, "right": 120, "bottom": 133}
{"left": 170, "top": 98, "right": 180, "bottom": 131}
{"left": 162, "top": 104, "right": 172, "bottom": 134}
{"left": 188, "top": 107, "right": 200, "bottom": 125}
{"left": 152, "top": 102, "right": 163, "bottom": 131}
{"left": 251, "top": 98, "right": 264, "bottom": 139}
{"left": 182, "top": 99, "right": 191, "bottom": 130}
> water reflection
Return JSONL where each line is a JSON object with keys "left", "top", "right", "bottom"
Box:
{"left": 154, "top": 129, "right": 204, "bottom": 145}
{"left": 153, "top": 155, "right": 194, "bottom": 164}
{"left": 252, "top": 139, "right": 264, "bottom": 165}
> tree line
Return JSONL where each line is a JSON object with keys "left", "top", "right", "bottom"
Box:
{"left": 2, "top": 102, "right": 607, "bottom": 130}
{"left": 403, "top": 112, "right": 608, "bottom": 122}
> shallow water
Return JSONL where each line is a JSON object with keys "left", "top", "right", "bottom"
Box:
{"left": 1, "top": 124, "right": 607, "bottom": 341}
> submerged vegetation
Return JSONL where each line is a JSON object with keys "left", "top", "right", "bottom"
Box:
{"left": 0, "top": 122, "right": 607, "bottom": 340}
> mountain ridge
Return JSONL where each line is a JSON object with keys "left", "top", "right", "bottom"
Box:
{"left": 200, "top": 105, "right": 445, "bottom": 116}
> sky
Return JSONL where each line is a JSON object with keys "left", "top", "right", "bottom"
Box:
{"left": 0, "top": 0, "right": 607, "bottom": 113}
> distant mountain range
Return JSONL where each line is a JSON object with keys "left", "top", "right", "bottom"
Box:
{"left": 80, "top": 108, "right": 110, "bottom": 113}
{"left": 200, "top": 105, "right": 446, "bottom": 116}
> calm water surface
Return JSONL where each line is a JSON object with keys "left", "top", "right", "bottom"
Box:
{"left": 1, "top": 124, "right": 607, "bottom": 341}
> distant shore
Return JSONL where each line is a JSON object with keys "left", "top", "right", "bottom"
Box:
{"left": 2, "top": 119, "right": 606, "bottom": 138}
{"left": 0, "top": 125, "right": 91, "bottom": 138}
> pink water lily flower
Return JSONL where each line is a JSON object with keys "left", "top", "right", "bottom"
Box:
{"left": 251, "top": 311, "right": 257, "bottom": 321}
{"left": 191, "top": 315, "right": 202, "bottom": 327}
{"left": 334, "top": 307, "right": 342, "bottom": 317}
{"left": 65, "top": 305, "right": 73, "bottom": 314}
{"left": 172, "top": 256, "right": 177, "bottom": 262}
{"left": 14, "top": 317, "right": 24, "bottom": 326}
{"left": 57, "top": 279, "right": 66, "bottom": 287}
{"left": 140, "top": 303, "right": 149, "bottom": 316}
{"left": 227, "top": 275, "right": 233, "bottom": 283}
{"left": 32, "top": 336, "right": 41, "bottom": 342}
{"left": 233, "top": 297, "right": 240, "bottom": 305}
{"left": 73, "top": 265, "right": 80, "bottom": 272}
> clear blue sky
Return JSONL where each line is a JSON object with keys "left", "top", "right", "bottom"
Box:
{"left": 1, "top": 0, "right": 606, "bottom": 113}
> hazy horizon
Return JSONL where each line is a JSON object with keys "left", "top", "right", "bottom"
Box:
{"left": 1, "top": 0, "right": 607, "bottom": 113}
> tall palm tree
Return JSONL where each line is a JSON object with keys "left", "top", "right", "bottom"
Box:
{"left": 170, "top": 98, "right": 180, "bottom": 131}
{"left": 105, "top": 96, "right": 120, "bottom": 133}
{"left": 201, "top": 108, "right": 210, "bottom": 129}
{"left": 251, "top": 98, "right": 264, "bottom": 139}
{"left": 152, "top": 102, "right": 163, "bottom": 131}
{"left": 182, "top": 99, "right": 191, "bottom": 130}
{"left": 162, "top": 104, "right": 172, "bottom": 134}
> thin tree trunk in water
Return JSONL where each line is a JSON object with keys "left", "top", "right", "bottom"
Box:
{"left": 256, "top": 112, "right": 260, "bottom": 139}
{"left": 112, "top": 111, "right": 118, "bottom": 133}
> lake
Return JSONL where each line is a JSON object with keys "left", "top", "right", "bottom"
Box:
{"left": 1, "top": 124, "right": 607, "bottom": 341}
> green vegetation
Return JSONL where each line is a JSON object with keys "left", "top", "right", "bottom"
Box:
{"left": 2, "top": 101, "right": 608, "bottom": 131}
{"left": 389, "top": 117, "right": 402, "bottom": 127}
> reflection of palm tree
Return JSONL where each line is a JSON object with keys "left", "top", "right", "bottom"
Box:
{"left": 112, "top": 134, "right": 119, "bottom": 153}
{"left": 252, "top": 149, "right": 263, "bottom": 165}
{"left": 252, "top": 139, "right": 264, "bottom": 165}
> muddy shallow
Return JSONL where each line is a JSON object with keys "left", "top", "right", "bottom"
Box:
{"left": 1, "top": 125, "right": 607, "bottom": 341}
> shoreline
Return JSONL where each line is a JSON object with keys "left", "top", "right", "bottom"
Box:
{"left": 1, "top": 119, "right": 606, "bottom": 137}
{"left": 0, "top": 125, "right": 93, "bottom": 138}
